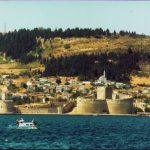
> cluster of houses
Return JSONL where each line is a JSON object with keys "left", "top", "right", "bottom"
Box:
{"left": 0, "top": 74, "right": 95, "bottom": 104}
{"left": 0, "top": 70, "right": 149, "bottom": 113}
{"left": 25, "top": 77, "right": 95, "bottom": 101}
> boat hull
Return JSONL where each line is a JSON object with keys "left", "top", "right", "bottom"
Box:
{"left": 8, "top": 124, "right": 38, "bottom": 129}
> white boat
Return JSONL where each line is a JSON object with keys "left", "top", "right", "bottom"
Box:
{"left": 9, "top": 118, "right": 38, "bottom": 129}
{"left": 93, "top": 114, "right": 98, "bottom": 116}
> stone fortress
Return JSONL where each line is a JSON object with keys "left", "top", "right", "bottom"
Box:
{"left": 74, "top": 86, "right": 134, "bottom": 114}
{"left": 72, "top": 71, "right": 135, "bottom": 114}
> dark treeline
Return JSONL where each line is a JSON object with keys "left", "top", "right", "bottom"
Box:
{"left": 43, "top": 50, "right": 150, "bottom": 82}
{"left": 0, "top": 28, "right": 138, "bottom": 60}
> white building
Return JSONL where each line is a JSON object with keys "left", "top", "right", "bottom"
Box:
{"left": 98, "top": 70, "right": 107, "bottom": 84}
{"left": 56, "top": 85, "right": 63, "bottom": 93}
{"left": 26, "top": 81, "right": 32, "bottom": 87}
{"left": 95, "top": 70, "right": 130, "bottom": 89}
{"left": 95, "top": 70, "right": 109, "bottom": 86}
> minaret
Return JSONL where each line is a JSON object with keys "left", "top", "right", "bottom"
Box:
{"left": 3, "top": 23, "right": 7, "bottom": 35}
{"left": 104, "top": 70, "right": 107, "bottom": 80}
{"left": 103, "top": 70, "right": 106, "bottom": 77}
{"left": 4, "top": 23, "right": 6, "bottom": 34}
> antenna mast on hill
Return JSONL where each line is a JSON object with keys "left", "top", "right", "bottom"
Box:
{"left": 4, "top": 23, "right": 6, "bottom": 34}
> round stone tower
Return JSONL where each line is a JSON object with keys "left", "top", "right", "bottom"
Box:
{"left": 107, "top": 94, "right": 134, "bottom": 114}
{"left": 76, "top": 97, "right": 108, "bottom": 114}
{"left": 0, "top": 87, "right": 14, "bottom": 114}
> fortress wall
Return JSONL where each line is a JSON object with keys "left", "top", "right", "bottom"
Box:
{"left": 106, "top": 98, "right": 134, "bottom": 114}
{"left": 16, "top": 98, "right": 134, "bottom": 115}
{"left": 117, "top": 94, "right": 132, "bottom": 99}
{"left": 0, "top": 100, "right": 14, "bottom": 114}
{"left": 76, "top": 98, "right": 108, "bottom": 114}
{"left": 16, "top": 107, "right": 58, "bottom": 114}
{"left": 112, "top": 93, "right": 132, "bottom": 100}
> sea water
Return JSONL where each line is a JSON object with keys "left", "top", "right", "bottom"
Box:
{"left": 0, "top": 115, "right": 150, "bottom": 149}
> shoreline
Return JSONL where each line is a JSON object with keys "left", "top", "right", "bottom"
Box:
{"left": 0, "top": 113, "right": 145, "bottom": 116}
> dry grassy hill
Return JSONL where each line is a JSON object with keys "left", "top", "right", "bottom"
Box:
{"left": 0, "top": 61, "right": 44, "bottom": 75}
{"left": 131, "top": 75, "right": 150, "bottom": 85}
{"left": 37, "top": 35, "right": 150, "bottom": 58}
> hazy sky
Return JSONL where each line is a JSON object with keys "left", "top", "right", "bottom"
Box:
{"left": 0, "top": 1, "right": 150, "bottom": 35}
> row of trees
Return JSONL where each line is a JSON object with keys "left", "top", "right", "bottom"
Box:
{"left": 0, "top": 28, "right": 139, "bottom": 61}
{"left": 43, "top": 49, "right": 146, "bottom": 82}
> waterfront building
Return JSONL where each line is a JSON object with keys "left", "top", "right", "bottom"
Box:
{"left": 0, "top": 88, "right": 14, "bottom": 114}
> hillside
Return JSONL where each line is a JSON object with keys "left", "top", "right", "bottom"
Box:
{"left": 38, "top": 35, "right": 150, "bottom": 58}
{"left": 131, "top": 75, "right": 150, "bottom": 86}
{"left": 0, "top": 28, "right": 149, "bottom": 62}
{"left": 0, "top": 61, "right": 44, "bottom": 75}
{"left": 0, "top": 28, "right": 150, "bottom": 83}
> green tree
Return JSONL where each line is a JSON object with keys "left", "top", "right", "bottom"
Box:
{"left": 56, "top": 78, "right": 61, "bottom": 85}
{"left": 64, "top": 44, "right": 71, "bottom": 49}
{"left": 20, "top": 82, "right": 27, "bottom": 89}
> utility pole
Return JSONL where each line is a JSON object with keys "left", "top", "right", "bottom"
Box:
{"left": 4, "top": 23, "right": 6, "bottom": 35}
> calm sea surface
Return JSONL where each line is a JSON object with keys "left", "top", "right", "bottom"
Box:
{"left": 0, "top": 115, "right": 150, "bottom": 149}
